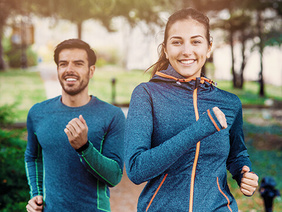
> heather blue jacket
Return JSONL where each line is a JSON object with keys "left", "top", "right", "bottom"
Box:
{"left": 125, "top": 65, "right": 252, "bottom": 211}
{"left": 25, "top": 96, "right": 125, "bottom": 212}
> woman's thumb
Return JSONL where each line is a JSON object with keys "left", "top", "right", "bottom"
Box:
{"left": 241, "top": 165, "right": 250, "bottom": 173}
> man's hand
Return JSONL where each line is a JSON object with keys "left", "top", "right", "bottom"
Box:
{"left": 26, "top": 195, "right": 43, "bottom": 212}
{"left": 212, "top": 107, "right": 227, "bottom": 129}
{"left": 240, "top": 165, "right": 259, "bottom": 196}
{"left": 64, "top": 115, "right": 88, "bottom": 150}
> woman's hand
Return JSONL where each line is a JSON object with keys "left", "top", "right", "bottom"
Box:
{"left": 212, "top": 107, "right": 227, "bottom": 129}
{"left": 240, "top": 165, "right": 259, "bottom": 196}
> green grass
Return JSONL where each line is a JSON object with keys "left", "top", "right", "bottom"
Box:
{"left": 0, "top": 68, "right": 46, "bottom": 122}
{"left": 217, "top": 81, "right": 282, "bottom": 105}
{"left": 1, "top": 66, "right": 281, "bottom": 123}
{"left": 89, "top": 67, "right": 151, "bottom": 104}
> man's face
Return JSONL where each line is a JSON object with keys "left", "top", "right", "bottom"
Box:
{"left": 57, "top": 48, "right": 94, "bottom": 96}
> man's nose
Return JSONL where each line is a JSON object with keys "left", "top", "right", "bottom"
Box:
{"left": 66, "top": 63, "right": 74, "bottom": 72}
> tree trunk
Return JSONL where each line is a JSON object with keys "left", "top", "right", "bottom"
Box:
{"left": 257, "top": 11, "right": 265, "bottom": 97}
{"left": 0, "top": 28, "right": 5, "bottom": 71}
{"left": 238, "top": 32, "right": 247, "bottom": 89}
{"left": 77, "top": 22, "right": 82, "bottom": 39}
{"left": 230, "top": 27, "right": 237, "bottom": 88}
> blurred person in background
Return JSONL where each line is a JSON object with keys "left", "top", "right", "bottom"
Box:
{"left": 125, "top": 8, "right": 258, "bottom": 211}
{"left": 25, "top": 39, "right": 125, "bottom": 212}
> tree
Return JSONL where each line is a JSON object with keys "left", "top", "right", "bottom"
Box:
{"left": 251, "top": 0, "right": 282, "bottom": 96}
{"left": 0, "top": 0, "right": 26, "bottom": 70}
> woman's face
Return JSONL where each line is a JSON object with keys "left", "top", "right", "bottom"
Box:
{"left": 164, "top": 19, "right": 211, "bottom": 78}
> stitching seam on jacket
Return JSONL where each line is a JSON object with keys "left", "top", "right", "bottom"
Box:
{"left": 146, "top": 174, "right": 168, "bottom": 211}
{"left": 207, "top": 109, "right": 221, "bottom": 131}
{"left": 216, "top": 177, "right": 232, "bottom": 212}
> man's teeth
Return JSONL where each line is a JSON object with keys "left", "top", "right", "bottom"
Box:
{"left": 66, "top": 78, "right": 77, "bottom": 82}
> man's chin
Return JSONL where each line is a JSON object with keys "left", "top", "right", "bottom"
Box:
{"left": 63, "top": 88, "right": 81, "bottom": 96}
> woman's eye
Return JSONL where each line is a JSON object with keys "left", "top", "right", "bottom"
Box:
{"left": 193, "top": 40, "right": 201, "bottom": 44}
{"left": 172, "top": 41, "right": 181, "bottom": 45}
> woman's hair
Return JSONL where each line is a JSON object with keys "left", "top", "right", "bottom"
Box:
{"left": 148, "top": 8, "right": 211, "bottom": 77}
{"left": 54, "top": 39, "right": 97, "bottom": 67}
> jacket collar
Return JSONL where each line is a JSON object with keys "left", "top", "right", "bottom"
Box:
{"left": 150, "top": 64, "right": 216, "bottom": 91}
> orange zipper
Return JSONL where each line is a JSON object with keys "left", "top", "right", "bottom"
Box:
{"left": 189, "top": 88, "right": 201, "bottom": 212}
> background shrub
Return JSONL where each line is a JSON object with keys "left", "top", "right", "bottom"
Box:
{"left": 0, "top": 129, "right": 29, "bottom": 211}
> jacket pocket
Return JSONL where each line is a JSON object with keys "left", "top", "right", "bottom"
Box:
{"left": 146, "top": 174, "right": 168, "bottom": 212}
{"left": 216, "top": 177, "right": 233, "bottom": 212}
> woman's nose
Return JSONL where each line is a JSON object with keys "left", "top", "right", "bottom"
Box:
{"left": 182, "top": 43, "right": 192, "bottom": 56}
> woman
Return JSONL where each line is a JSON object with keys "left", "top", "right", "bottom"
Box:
{"left": 125, "top": 8, "right": 258, "bottom": 212}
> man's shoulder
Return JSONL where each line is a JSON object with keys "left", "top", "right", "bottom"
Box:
{"left": 93, "top": 97, "right": 124, "bottom": 117}
{"left": 29, "top": 96, "right": 60, "bottom": 113}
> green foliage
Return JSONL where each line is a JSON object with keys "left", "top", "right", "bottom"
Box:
{"left": 96, "top": 48, "right": 120, "bottom": 67}
{"left": 5, "top": 45, "right": 38, "bottom": 68}
{"left": 0, "top": 129, "right": 29, "bottom": 211}
{"left": 0, "top": 104, "right": 16, "bottom": 126}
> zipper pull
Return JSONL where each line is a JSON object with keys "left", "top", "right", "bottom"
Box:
{"left": 176, "top": 81, "right": 182, "bottom": 85}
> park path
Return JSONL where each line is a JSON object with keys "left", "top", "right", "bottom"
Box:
{"left": 38, "top": 63, "right": 144, "bottom": 212}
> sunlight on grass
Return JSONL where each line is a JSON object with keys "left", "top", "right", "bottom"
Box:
{"left": 0, "top": 69, "right": 46, "bottom": 122}
{"left": 89, "top": 67, "right": 151, "bottom": 104}
{"left": 217, "top": 81, "right": 282, "bottom": 105}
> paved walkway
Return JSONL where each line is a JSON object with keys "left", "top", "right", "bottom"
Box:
{"left": 38, "top": 63, "right": 61, "bottom": 99}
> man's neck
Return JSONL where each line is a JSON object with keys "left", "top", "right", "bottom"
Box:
{"left": 61, "top": 92, "right": 91, "bottom": 107}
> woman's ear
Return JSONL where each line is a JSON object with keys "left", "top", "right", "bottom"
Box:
{"left": 207, "top": 42, "right": 213, "bottom": 59}
{"left": 163, "top": 44, "right": 169, "bottom": 59}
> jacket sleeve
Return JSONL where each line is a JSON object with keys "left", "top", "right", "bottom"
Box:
{"left": 226, "top": 104, "right": 252, "bottom": 186}
{"left": 125, "top": 84, "right": 224, "bottom": 185}
{"left": 25, "top": 107, "right": 44, "bottom": 198}
{"left": 77, "top": 109, "right": 125, "bottom": 187}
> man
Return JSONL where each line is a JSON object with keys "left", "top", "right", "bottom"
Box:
{"left": 25, "top": 39, "right": 125, "bottom": 212}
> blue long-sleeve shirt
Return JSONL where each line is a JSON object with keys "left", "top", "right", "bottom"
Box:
{"left": 125, "top": 65, "right": 252, "bottom": 212}
{"left": 25, "top": 96, "right": 125, "bottom": 212}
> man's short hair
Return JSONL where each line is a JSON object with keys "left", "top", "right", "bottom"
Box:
{"left": 54, "top": 39, "right": 97, "bottom": 67}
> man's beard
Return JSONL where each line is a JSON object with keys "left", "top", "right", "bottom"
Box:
{"left": 60, "top": 78, "right": 89, "bottom": 96}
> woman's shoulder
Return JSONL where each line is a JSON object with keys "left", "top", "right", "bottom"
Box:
{"left": 214, "top": 87, "right": 242, "bottom": 106}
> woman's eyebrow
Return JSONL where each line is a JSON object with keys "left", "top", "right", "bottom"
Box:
{"left": 169, "top": 36, "right": 182, "bottom": 40}
{"left": 191, "top": 35, "right": 204, "bottom": 39}
{"left": 169, "top": 35, "right": 204, "bottom": 40}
